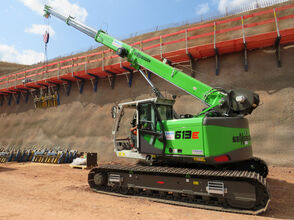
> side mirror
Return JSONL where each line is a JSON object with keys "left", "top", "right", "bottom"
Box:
{"left": 111, "top": 106, "right": 117, "bottom": 118}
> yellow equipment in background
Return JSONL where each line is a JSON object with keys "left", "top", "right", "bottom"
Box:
{"left": 33, "top": 90, "right": 58, "bottom": 109}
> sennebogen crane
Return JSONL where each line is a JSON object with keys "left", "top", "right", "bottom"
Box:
{"left": 44, "top": 5, "right": 270, "bottom": 214}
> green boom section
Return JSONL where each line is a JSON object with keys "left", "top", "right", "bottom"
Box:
{"left": 44, "top": 5, "right": 226, "bottom": 107}
{"left": 95, "top": 32, "right": 225, "bottom": 106}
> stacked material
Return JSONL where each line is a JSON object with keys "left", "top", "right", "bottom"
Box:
{"left": 0, "top": 151, "right": 8, "bottom": 163}
{"left": 31, "top": 149, "right": 77, "bottom": 164}
{"left": 0, "top": 147, "right": 77, "bottom": 164}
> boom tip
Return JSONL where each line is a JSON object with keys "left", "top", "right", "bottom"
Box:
{"left": 43, "top": 5, "right": 51, "bottom": 18}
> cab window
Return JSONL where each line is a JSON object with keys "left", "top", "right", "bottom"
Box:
{"left": 139, "top": 103, "right": 155, "bottom": 131}
{"left": 157, "top": 104, "right": 173, "bottom": 120}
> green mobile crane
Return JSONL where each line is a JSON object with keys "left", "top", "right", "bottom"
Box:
{"left": 44, "top": 5, "right": 270, "bottom": 214}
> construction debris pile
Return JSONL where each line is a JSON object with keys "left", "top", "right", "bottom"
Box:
{"left": 0, "top": 147, "right": 77, "bottom": 164}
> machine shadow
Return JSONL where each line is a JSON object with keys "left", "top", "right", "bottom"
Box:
{"left": 0, "top": 166, "right": 16, "bottom": 173}
{"left": 261, "top": 178, "right": 294, "bottom": 219}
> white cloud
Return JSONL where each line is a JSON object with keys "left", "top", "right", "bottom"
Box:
{"left": 19, "top": 0, "right": 43, "bottom": 15}
{"left": 19, "top": 0, "right": 88, "bottom": 22}
{"left": 216, "top": 0, "right": 288, "bottom": 13}
{"left": 0, "top": 44, "right": 45, "bottom": 65}
{"left": 25, "top": 24, "right": 55, "bottom": 37}
{"left": 196, "top": 3, "right": 210, "bottom": 15}
{"left": 217, "top": 0, "right": 253, "bottom": 13}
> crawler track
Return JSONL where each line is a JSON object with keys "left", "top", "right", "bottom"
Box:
{"left": 88, "top": 164, "right": 270, "bottom": 215}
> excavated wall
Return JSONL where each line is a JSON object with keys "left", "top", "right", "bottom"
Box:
{"left": 1, "top": 1, "right": 294, "bottom": 166}
{"left": 0, "top": 45, "right": 293, "bottom": 166}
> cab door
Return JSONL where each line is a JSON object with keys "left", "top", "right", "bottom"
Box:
{"left": 137, "top": 102, "right": 165, "bottom": 155}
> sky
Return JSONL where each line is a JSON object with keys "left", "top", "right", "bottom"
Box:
{"left": 0, "top": 0, "right": 287, "bottom": 65}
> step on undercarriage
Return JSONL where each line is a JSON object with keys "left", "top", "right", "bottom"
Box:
{"left": 88, "top": 164, "right": 270, "bottom": 214}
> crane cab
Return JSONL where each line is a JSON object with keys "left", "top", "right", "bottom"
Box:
{"left": 112, "top": 98, "right": 174, "bottom": 161}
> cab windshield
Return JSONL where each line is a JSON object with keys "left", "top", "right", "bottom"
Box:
{"left": 157, "top": 104, "right": 173, "bottom": 120}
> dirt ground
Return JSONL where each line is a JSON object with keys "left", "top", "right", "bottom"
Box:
{"left": 0, "top": 163, "right": 293, "bottom": 220}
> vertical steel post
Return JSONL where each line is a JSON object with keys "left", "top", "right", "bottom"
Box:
{"left": 186, "top": 28, "right": 196, "bottom": 77}
{"left": 160, "top": 36, "right": 163, "bottom": 60}
{"left": 102, "top": 51, "right": 105, "bottom": 71}
{"left": 58, "top": 61, "right": 60, "bottom": 80}
{"left": 74, "top": 76, "right": 85, "bottom": 94}
{"left": 16, "top": 92, "right": 21, "bottom": 104}
{"left": 273, "top": 8, "right": 282, "bottom": 67}
{"left": 123, "top": 66, "right": 134, "bottom": 88}
{"left": 187, "top": 53, "right": 196, "bottom": 78}
{"left": 105, "top": 70, "right": 116, "bottom": 89}
{"left": 8, "top": 94, "right": 12, "bottom": 106}
{"left": 71, "top": 58, "right": 74, "bottom": 77}
{"left": 241, "top": 16, "right": 248, "bottom": 72}
{"left": 185, "top": 29, "right": 188, "bottom": 55}
{"left": 85, "top": 55, "right": 88, "bottom": 74}
{"left": 88, "top": 73, "right": 99, "bottom": 92}
{"left": 214, "top": 22, "right": 220, "bottom": 75}
{"left": 25, "top": 91, "right": 29, "bottom": 103}
{"left": 0, "top": 95, "right": 3, "bottom": 106}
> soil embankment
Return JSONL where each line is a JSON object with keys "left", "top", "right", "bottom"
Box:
{"left": 0, "top": 61, "right": 27, "bottom": 75}
{"left": 0, "top": 2, "right": 293, "bottom": 166}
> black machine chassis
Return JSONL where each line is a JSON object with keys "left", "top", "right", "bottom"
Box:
{"left": 153, "top": 155, "right": 268, "bottom": 178}
{"left": 88, "top": 164, "right": 270, "bottom": 215}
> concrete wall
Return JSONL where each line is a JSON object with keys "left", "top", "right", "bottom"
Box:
{"left": 0, "top": 45, "right": 293, "bottom": 166}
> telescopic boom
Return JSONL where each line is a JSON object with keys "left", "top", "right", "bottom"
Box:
{"left": 44, "top": 5, "right": 259, "bottom": 116}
